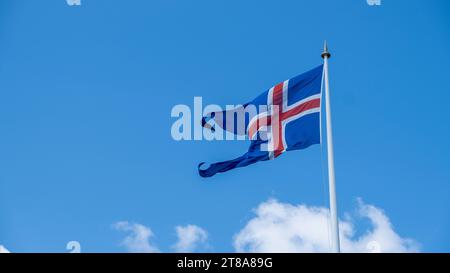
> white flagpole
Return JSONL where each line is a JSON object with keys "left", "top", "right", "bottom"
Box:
{"left": 322, "top": 41, "right": 341, "bottom": 253}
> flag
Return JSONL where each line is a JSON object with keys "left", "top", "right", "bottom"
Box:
{"left": 199, "top": 65, "right": 323, "bottom": 177}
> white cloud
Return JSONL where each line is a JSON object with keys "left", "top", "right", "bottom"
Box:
{"left": 233, "top": 198, "right": 419, "bottom": 253}
{"left": 172, "top": 224, "right": 208, "bottom": 252}
{"left": 113, "top": 221, "right": 160, "bottom": 253}
{"left": 0, "top": 245, "right": 10, "bottom": 253}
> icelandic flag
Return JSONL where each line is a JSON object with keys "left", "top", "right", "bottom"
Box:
{"left": 199, "top": 65, "right": 323, "bottom": 177}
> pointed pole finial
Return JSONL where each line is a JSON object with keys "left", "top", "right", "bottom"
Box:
{"left": 321, "top": 40, "right": 331, "bottom": 59}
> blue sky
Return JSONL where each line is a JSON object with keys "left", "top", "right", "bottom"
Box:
{"left": 0, "top": 0, "right": 449, "bottom": 253}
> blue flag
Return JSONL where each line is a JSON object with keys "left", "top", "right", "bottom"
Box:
{"left": 199, "top": 65, "right": 323, "bottom": 177}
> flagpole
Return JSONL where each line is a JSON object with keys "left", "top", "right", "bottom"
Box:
{"left": 322, "top": 41, "right": 341, "bottom": 253}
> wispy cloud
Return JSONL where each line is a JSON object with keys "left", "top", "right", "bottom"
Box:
{"left": 233, "top": 198, "right": 419, "bottom": 253}
{"left": 0, "top": 245, "right": 10, "bottom": 253}
{"left": 113, "top": 221, "right": 160, "bottom": 253}
{"left": 172, "top": 224, "right": 208, "bottom": 252}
